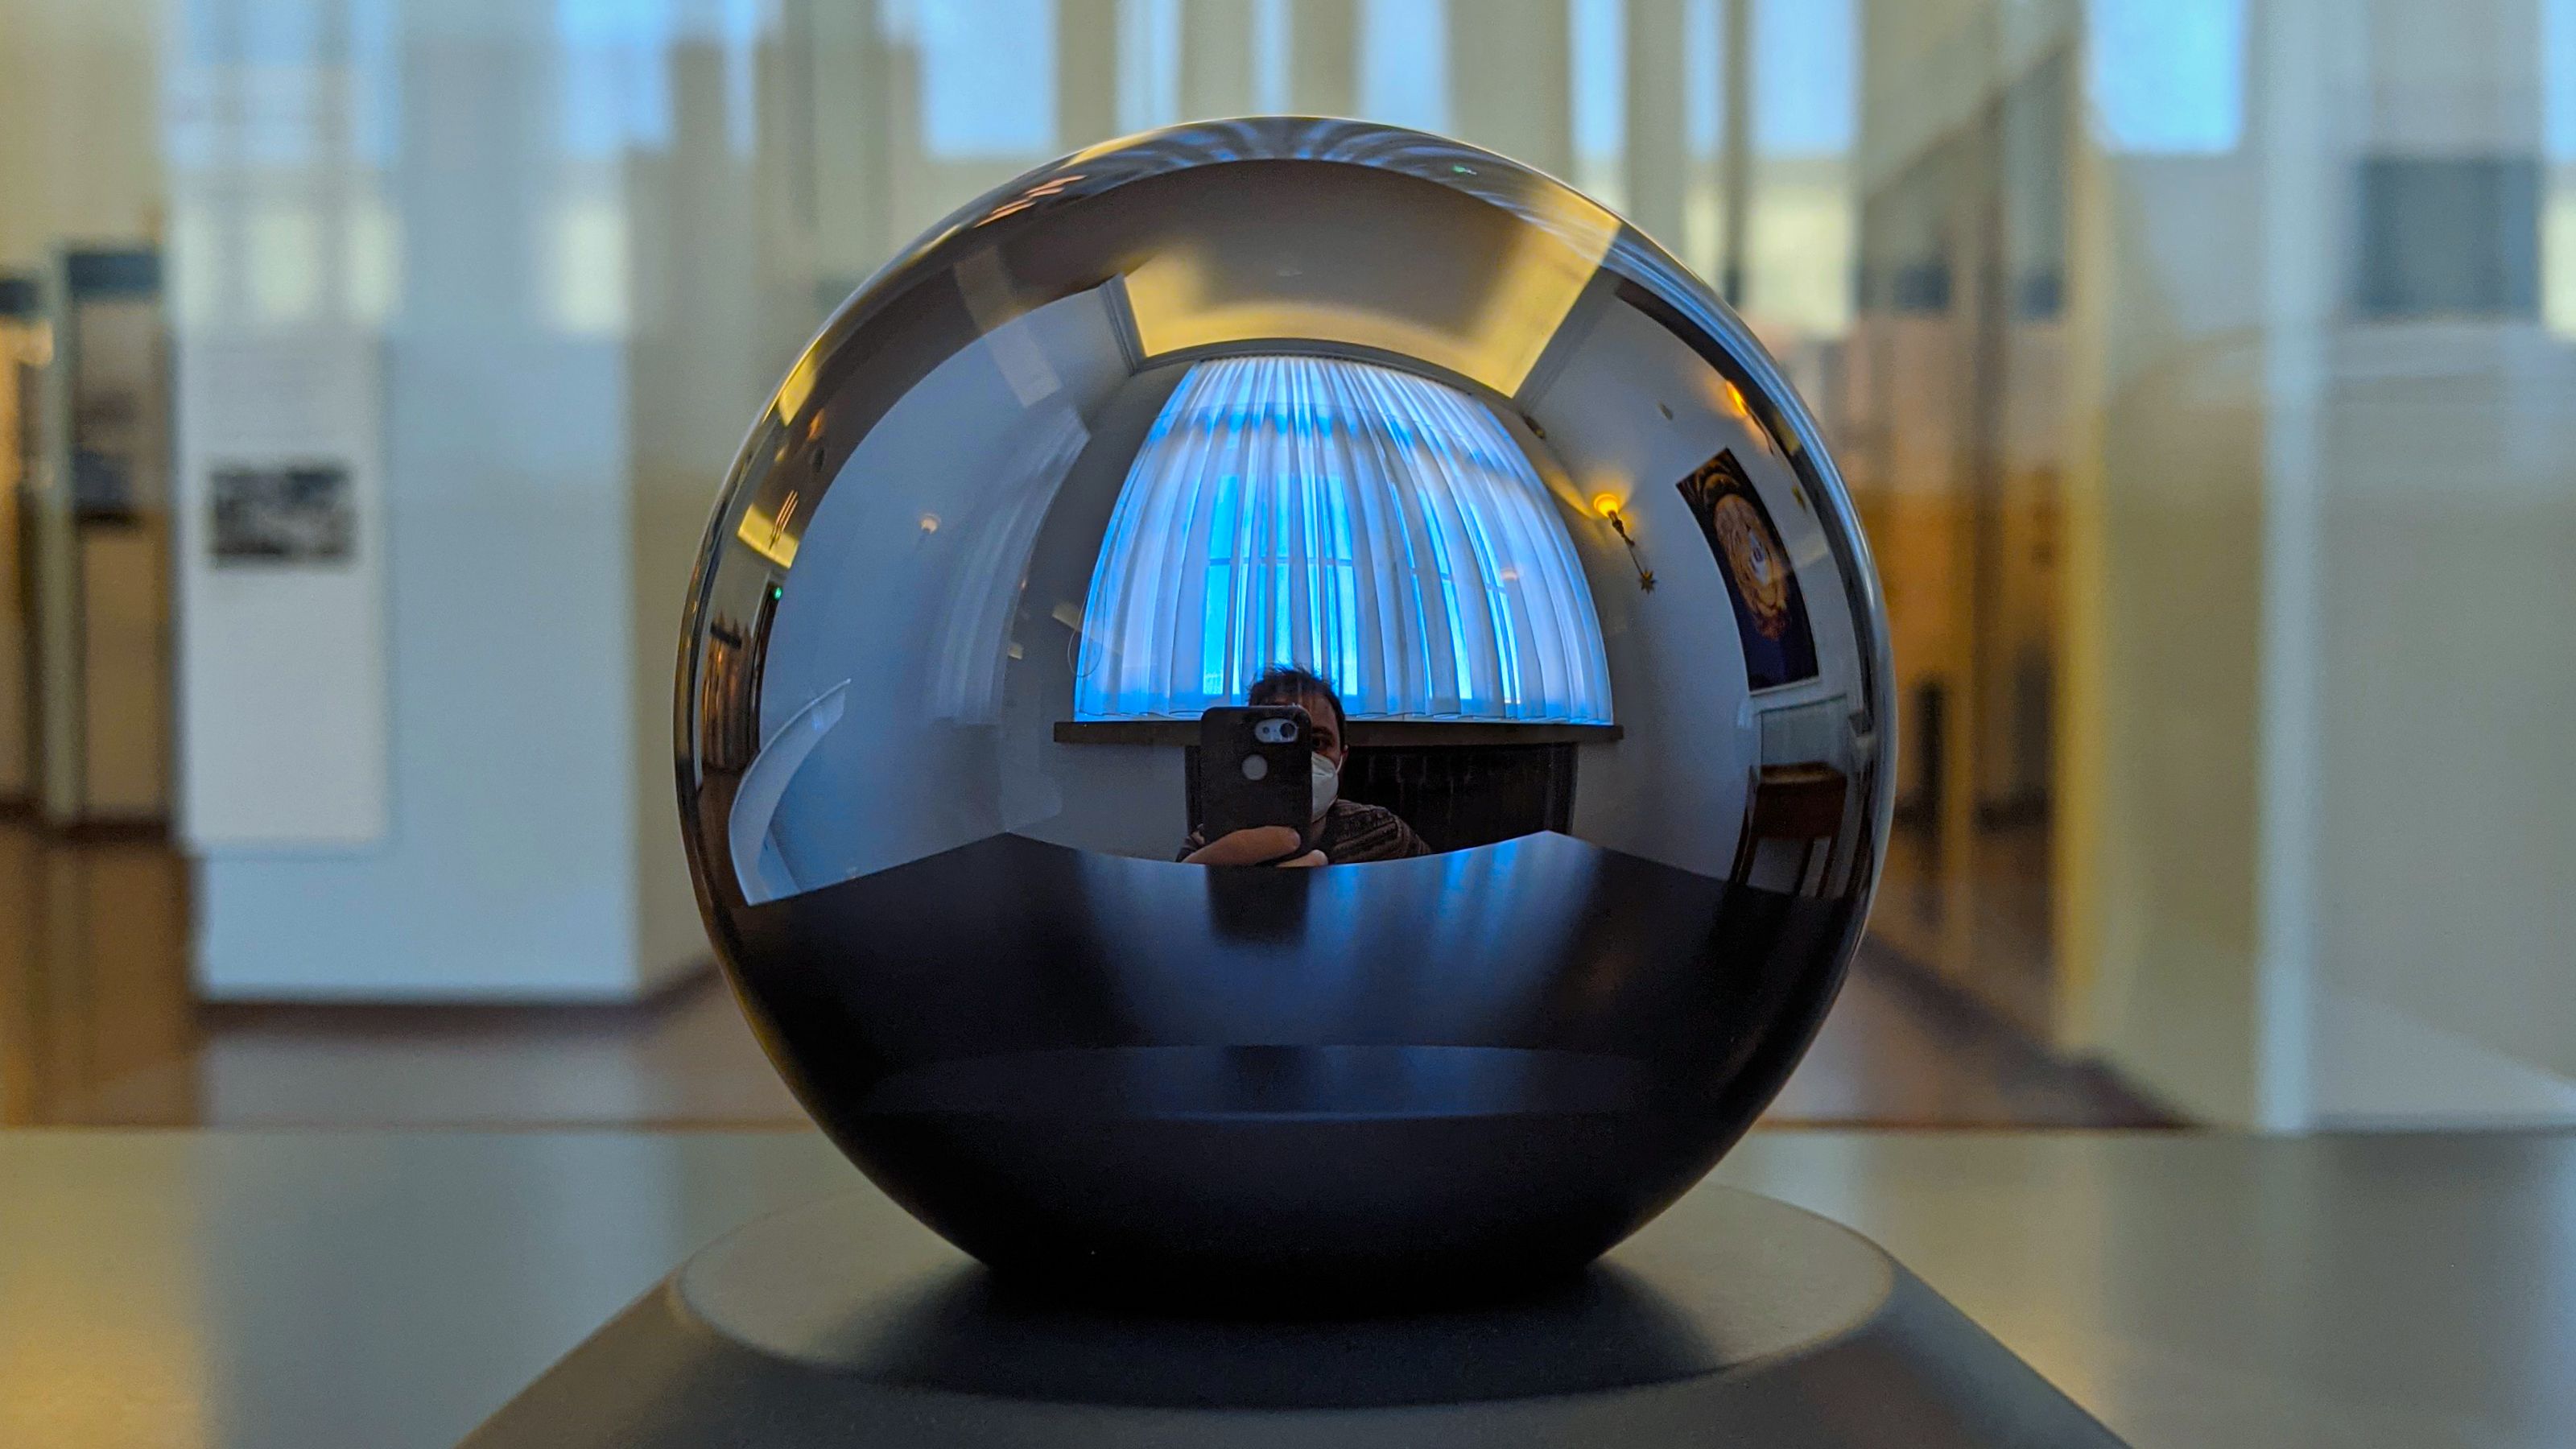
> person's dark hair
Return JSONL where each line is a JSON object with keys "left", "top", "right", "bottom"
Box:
{"left": 1246, "top": 665, "right": 1344, "bottom": 739}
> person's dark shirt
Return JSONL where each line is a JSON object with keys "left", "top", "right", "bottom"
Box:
{"left": 1179, "top": 799, "right": 1431, "bottom": 864}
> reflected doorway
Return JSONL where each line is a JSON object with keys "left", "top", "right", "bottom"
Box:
{"left": 1845, "top": 47, "right": 2068, "bottom": 1040}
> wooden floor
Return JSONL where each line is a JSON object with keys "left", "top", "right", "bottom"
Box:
{"left": 0, "top": 818, "right": 2174, "bottom": 1130}
{"left": 1871, "top": 812, "right": 2060, "bottom": 1038}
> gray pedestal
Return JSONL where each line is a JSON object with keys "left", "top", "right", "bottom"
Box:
{"left": 462, "top": 1187, "right": 2125, "bottom": 1447}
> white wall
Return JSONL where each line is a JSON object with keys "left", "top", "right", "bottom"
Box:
{"left": 175, "top": 332, "right": 390, "bottom": 849}
{"left": 1001, "top": 365, "right": 1197, "bottom": 862}
{"left": 188, "top": 0, "right": 707, "bottom": 1000}
{"left": 2309, "top": 342, "right": 2576, "bottom": 1120}
{"left": 755, "top": 288, "right": 1133, "bottom": 892}
{"left": 2054, "top": 0, "right": 2576, "bottom": 1126}
{"left": 1530, "top": 295, "right": 1868, "bottom": 881}
{"left": 2300, "top": 0, "right": 2576, "bottom": 1123}
{"left": 2061, "top": 147, "right": 2277, "bottom": 1125}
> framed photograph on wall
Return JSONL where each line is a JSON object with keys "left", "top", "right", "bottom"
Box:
{"left": 1676, "top": 448, "right": 1818, "bottom": 691}
{"left": 210, "top": 461, "right": 355, "bottom": 566}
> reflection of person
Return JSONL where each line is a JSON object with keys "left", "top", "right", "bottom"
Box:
{"left": 1180, "top": 666, "right": 1430, "bottom": 867}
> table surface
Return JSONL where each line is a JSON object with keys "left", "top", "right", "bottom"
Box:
{"left": 2, "top": 1128, "right": 2570, "bottom": 1449}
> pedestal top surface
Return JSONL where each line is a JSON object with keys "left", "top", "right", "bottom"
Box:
{"left": 2, "top": 1128, "right": 2569, "bottom": 1448}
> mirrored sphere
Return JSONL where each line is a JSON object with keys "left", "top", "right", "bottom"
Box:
{"left": 676, "top": 118, "right": 1892, "bottom": 1300}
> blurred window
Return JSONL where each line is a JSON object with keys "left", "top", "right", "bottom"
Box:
{"left": 919, "top": 0, "right": 1056, "bottom": 159}
{"left": 1117, "top": 0, "right": 1183, "bottom": 134}
{"left": 2353, "top": 158, "right": 2541, "bottom": 320}
{"left": 1360, "top": 0, "right": 1450, "bottom": 135}
{"left": 1686, "top": 0, "right": 1724, "bottom": 157}
{"left": 1682, "top": 0, "right": 1726, "bottom": 276}
{"left": 557, "top": 0, "right": 675, "bottom": 159}
{"left": 1571, "top": 0, "right": 1625, "bottom": 206}
{"left": 1752, "top": 0, "right": 1855, "bottom": 158}
{"left": 1746, "top": 0, "right": 1857, "bottom": 335}
{"left": 1254, "top": 0, "right": 1293, "bottom": 114}
{"left": 2085, "top": 0, "right": 2244, "bottom": 155}
{"left": 2541, "top": 0, "right": 2576, "bottom": 332}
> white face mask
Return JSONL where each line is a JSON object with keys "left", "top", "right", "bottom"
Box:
{"left": 1311, "top": 753, "right": 1340, "bottom": 821}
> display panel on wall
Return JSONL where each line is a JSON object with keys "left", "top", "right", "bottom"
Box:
{"left": 1677, "top": 448, "right": 1818, "bottom": 691}
{"left": 208, "top": 461, "right": 356, "bottom": 566}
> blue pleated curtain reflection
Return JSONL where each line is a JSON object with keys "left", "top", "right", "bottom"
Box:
{"left": 1073, "top": 355, "right": 1614, "bottom": 724}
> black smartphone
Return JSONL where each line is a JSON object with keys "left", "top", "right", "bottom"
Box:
{"left": 1197, "top": 704, "right": 1313, "bottom": 844}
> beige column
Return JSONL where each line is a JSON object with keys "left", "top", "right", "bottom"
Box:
{"left": 803, "top": 0, "right": 895, "bottom": 287}
{"left": 1719, "top": 0, "right": 1750, "bottom": 300}
{"left": 1057, "top": 0, "right": 1121, "bottom": 148}
{"left": 1183, "top": 0, "right": 1257, "bottom": 121}
{"left": 1623, "top": 0, "right": 1690, "bottom": 246}
{"left": 1449, "top": 0, "right": 1575, "bottom": 176}
{"left": 0, "top": 0, "right": 163, "bottom": 270}
{"left": 1290, "top": 0, "right": 1360, "bottom": 117}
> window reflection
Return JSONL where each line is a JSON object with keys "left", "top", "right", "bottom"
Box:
{"left": 1682, "top": 0, "right": 1727, "bottom": 282}
{"left": 1750, "top": 0, "right": 1853, "bottom": 157}
{"left": 1745, "top": 0, "right": 1855, "bottom": 339}
{"left": 235, "top": 0, "right": 324, "bottom": 167}
{"left": 2545, "top": 0, "right": 2576, "bottom": 334}
{"left": 2084, "top": 0, "right": 2245, "bottom": 155}
{"left": 1569, "top": 0, "right": 1624, "bottom": 208}
{"left": 164, "top": 0, "right": 407, "bottom": 332}
{"left": 547, "top": 194, "right": 627, "bottom": 337}
{"left": 556, "top": 0, "right": 675, "bottom": 159}
{"left": 1119, "top": 0, "right": 1183, "bottom": 134}
{"left": 1360, "top": 0, "right": 1449, "bottom": 135}
{"left": 345, "top": 196, "right": 398, "bottom": 325}
{"left": 1075, "top": 356, "right": 1614, "bottom": 726}
{"left": 1253, "top": 0, "right": 1294, "bottom": 113}
{"left": 248, "top": 204, "right": 323, "bottom": 324}
{"left": 919, "top": 0, "right": 1057, "bottom": 159}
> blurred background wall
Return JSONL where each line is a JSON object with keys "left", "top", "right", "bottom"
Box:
{"left": 0, "top": 0, "right": 2568, "bottom": 1131}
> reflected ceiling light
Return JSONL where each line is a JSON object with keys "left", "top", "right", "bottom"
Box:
{"left": 734, "top": 488, "right": 800, "bottom": 568}
{"left": 771, "top": 343, "right": 824, "bottom": 425}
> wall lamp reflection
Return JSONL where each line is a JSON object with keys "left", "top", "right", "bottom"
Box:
{"left": 1593, "top": 493, "right": 1655, "bottom": 592}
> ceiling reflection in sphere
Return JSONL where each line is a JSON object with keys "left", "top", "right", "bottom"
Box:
{"left": 677, "top": 118, "right": 1892, "bottom": 1302}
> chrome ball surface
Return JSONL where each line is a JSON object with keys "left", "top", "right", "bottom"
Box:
{"left": 676, "top": 118, "right": 1891, "bottom": 1300}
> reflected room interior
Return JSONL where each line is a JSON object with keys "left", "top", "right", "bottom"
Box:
{"left": 661, "top": 124, "right": 1921, "bottom": 1290}
{"left": 722, "top": 289, "right": 1875, "bottom": 904}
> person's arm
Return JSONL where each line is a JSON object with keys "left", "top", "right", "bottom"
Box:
{"left": 1315, "top": 803, "right": 1430, "bottom": 862}
{"left": 1182, "top": 825, "right": 1325, "bottom": 867}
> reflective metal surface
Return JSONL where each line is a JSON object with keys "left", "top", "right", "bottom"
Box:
{"left": 675, "top": 118, "right": 1893, "bottom": 1295}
